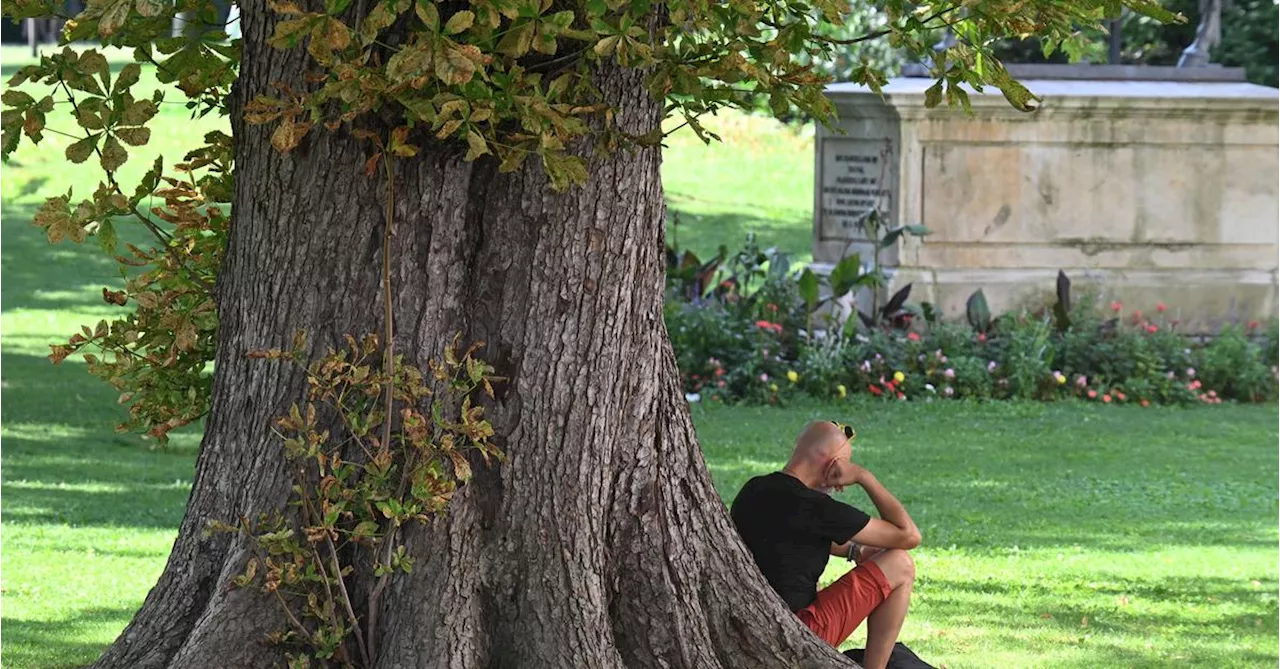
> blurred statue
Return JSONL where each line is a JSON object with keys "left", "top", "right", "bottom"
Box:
{"left": 1178, "top": 0, "right": 1223, "bottom": 67}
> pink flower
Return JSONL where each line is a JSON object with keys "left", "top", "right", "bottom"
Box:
{"left": 1208, "top": 390, "right": 1217, "bottom": 398}
{"left": 1075, "top": 375, "right": 1088, "bottom": 387}
{"left": 944, "top": 368, "right": 956, "bottom": 379}
{"left": 759, "top": 373, "right": 769, "bottom": 382}
{"left": 943, "top": 386, "right": 955, "bottom": 397}
{"left": 987, "top": 361, "right": 998, "bottom": 373}
{"left": 1156, "top": 302, "right": 1167, "bottom": 313}
{"left": 860, "top": 360, "right": 872, "bottom": 372}
{"left": 1116, "top": 392, "right": 1127, "bottom": 402}
{"left": 1167, "top": 371, "right": 1176, "bottom": 380}
{"left": 977, "top": 332, "right": 987, "bottom": 343}
{"left": 1186, "top": 368, "right": 1196, "bottom": 378}
{"left": 1110, "top": 301, "right": 1123, "bottom": 313}
{"left": 1132, "top": 309, "right": 1143, "bottom": 323}
{"left": 1146, "top": 324, "right": 1158, "bottom": 334}
{"left": 1102, "top": 394, "right": 1112, "bottom": 404}
{"left": 717, "top": 380, "right": 726, "bottom": 388}
{"left": 1141, "top": 399, "right": 1150, "bottom": 407}
{"left": 1088, "top": 390, "right": 1098, "bottom": 399}
{"left": 907, "top": 332, "right": 921, "bottom": 341}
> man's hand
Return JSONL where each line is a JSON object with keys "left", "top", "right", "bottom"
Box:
{"left": 822, "top": 459, "right": 866, "bottom": 491}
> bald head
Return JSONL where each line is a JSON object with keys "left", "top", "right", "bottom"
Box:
{"left": 790, "top": 421, "right": 851, "bottom": 468}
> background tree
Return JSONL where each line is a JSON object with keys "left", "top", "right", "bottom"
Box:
{"left": 2, "top": 0, "right": 1177, "bottom": 665}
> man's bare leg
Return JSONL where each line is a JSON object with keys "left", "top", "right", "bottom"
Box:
{"left": 862, "top": 549, "right": 916, "bottom": 669}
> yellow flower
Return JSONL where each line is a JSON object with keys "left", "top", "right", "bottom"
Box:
{"left": 1054, "top": 372, "right": 1067, "bottom": 385}
{"left": 893, "top": 371, "right": 905, "bottom": 383}
{"left": 837, "top": 384, "right": 848, "bottom": 398}
{"left": 769, "top": 383, "right": 779, "bottom": 393}
{"left": 786, "top": 370, "right": 799, "bottom": 383}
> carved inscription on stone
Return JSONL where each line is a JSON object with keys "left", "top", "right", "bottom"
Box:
{"left": 818, "top": 139, "right": 894, "bottom": 240}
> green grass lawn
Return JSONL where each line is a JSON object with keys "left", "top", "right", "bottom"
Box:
{"left": 3, "top": 47, "right": 1278, "bottom": 668}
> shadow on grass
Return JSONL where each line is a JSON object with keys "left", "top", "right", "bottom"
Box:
{"left": 1, "top": 352, "right": 197, "bottom": 530}
{"left": 1, "top": 606, "right": 135, "bottom": 669}
{"left": 665, "top": 207, "right": 813, "bottom": 262}
{"left": 915, "top": 574, "right": 1279, "bottom": 666}
{"left": 0, "top": 201, "right": 139, "bottom": 313}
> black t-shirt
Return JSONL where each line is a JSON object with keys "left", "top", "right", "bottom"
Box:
{"left": 731, "top": 472, "right": 872, "bottom": 612}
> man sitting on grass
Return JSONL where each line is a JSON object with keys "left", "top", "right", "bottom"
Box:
{"left": 731, "top": 420, "right": 921, "bottom": 669}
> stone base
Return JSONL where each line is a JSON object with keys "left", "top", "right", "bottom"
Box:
{"left": 891, "top": 267, "right": 1277, "bottom": 334}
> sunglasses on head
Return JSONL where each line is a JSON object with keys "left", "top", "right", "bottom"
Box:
{"left": 829, "top": 420, "right": 856, "bottom": 441}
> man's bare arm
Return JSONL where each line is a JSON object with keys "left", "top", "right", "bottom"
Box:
{"left": 825, "top": 462, "right": 921, "bottom": 550}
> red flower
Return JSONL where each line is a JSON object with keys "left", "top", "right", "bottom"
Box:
{"left": 1248, "top": 320, "right": 1260, "bottom": 330}
{"left": 907, "top": 332, "right": 921, "bottom": 341}
{"left": 754, "top": 320, "right": 783, "bottom": 334}
{"left": 896, "top": 392, "right": 906, "bottom": 400}
{"left": 1116, "top": 392, "right": 1127, "bottom": 402}
{"left": 1110, "top": 301, "right": 1123, "bottom": 313}
{"left": 977, "top": 332, "right": 987, "bottom": 343}
{"left": 1146, "top": 324, "right": 1158, "bottom": 334}
{"left": 1087, "top": 390, "right": 1098, "bottom": 399}
{"left": 868, "top": 385, "right": 883, "bottom": 396}
{"left": 1102, "top": 394, "right": 1112, "bottom": 404}
{"left": 1156, "top": 302, "right": 1167, "bottom": 313}
{"left": 1140, "top": 399, "right": 1150, "bottom": 408}
{"left": 885, "top": 381, "right": 896, "bottom": 392}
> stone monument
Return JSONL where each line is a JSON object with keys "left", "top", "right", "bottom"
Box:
{"left": 813, "top": 65, "right": 1279, "bottom": 333}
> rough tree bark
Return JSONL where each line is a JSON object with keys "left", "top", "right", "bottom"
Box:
{"left": 93, "top": 1, "right": 858, "bottom": 667}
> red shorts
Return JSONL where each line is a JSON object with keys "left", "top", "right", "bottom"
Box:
{"left": 795, "top": 561, "right": 893, "bottom": 647}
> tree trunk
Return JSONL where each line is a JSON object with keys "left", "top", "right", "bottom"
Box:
{"left": 93, "top": 2, "right": 855, "bottom": 667}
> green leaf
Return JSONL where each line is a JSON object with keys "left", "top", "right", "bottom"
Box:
{"left": 829, "top": 253, "right": 862, "bottom": 298}
{"left": 97, "top": 219, "right": 118, "bottom": 253}
{"left": 464, "top": 130, "right": 489, "bottom": 161}
{"left": 988, "top": 64, "right": 1040, "bottom": 113}
{"left": 66, "top": 134, "right": 100, "bottom": 164}
{"left": 798, "top": 268, "right": 819, "bottom": 310}
{"left": 76, "top": 104, "right": 105, "bottom": 130}
{"left": 100, "top": 134, "right": 128, "bottom": 172}
{"left": 444, "top": 10, "right": 474, "bottom": 35}
{"left": 1, "top": 90, "right": 35, "bottom": 108}
{"left": 352, "top": 520, "right": 379, "bottom": 537}
{"left": 413, "top": 0, "right": 438, "bottom": 31}
{"left": 924, "top": 80, "right": 943, "bottom": 108}
{"left": 114, "top": 63, "right": 142, "bottom": 93}
{"left": 542, "top": 151, "right": 587, "bottom": 191}
{"left": 270, "top": 17, "right": 315, "bottom": 49}
{"left": 966, "top": 289, "right": 991, "bottom": 333}
{"left": 904, "top": 224, "right": 931, "bottom": 236}
{"left": 34, "top": 195, "right": 87, "bottom": 244}
{"left": 880, "top": 226, "right": 905, "bottom": 249}
{"left": 497, "top": 21, "right": 535, "bottom": 56}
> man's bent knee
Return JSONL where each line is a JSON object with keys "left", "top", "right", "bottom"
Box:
{"left": 869, "top": 549, "right": 915, "bottom": 589}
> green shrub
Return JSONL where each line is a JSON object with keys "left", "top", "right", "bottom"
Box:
{"left": 1264, "top": 319, "right": 1279, "bottom": 368}
{"left": 1196, "top": 325, "right": 1276, "bottom": 402}
{"left": 1001, "top": 315, "right": 1055, "bottom": 400}
{"left": 947, "top": 355, "right": 994, "bottom": 400}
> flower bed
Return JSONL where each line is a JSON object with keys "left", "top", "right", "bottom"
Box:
{"left": 665, "top": 240, "right": 1279, "bottom": 406}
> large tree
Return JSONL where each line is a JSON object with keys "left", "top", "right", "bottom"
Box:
{"left": 3, "top": 0, "right": 1173, "bottom": 665}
